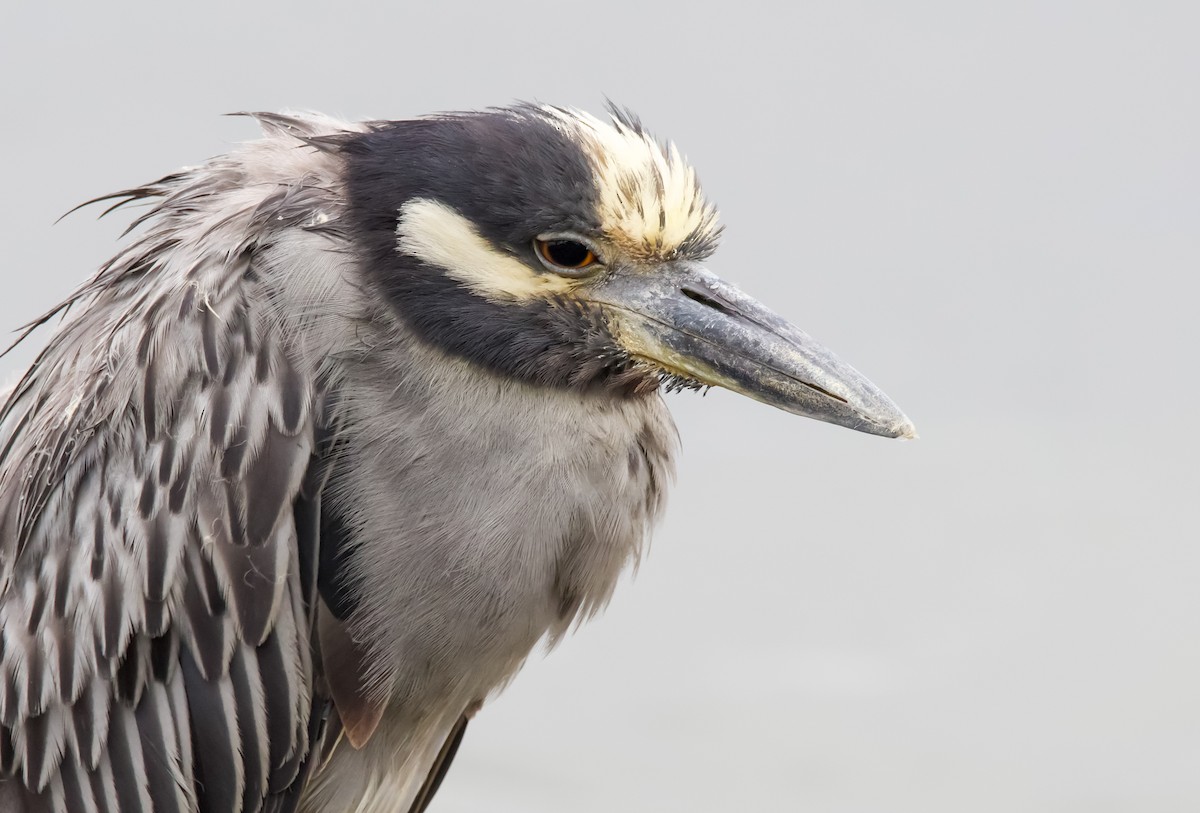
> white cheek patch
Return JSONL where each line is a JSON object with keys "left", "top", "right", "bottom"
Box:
{"left": 395, "top": 199, "right": 576, "bottom": 301}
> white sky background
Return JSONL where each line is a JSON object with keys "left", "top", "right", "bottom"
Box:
{"left": 1, "top": 1, "right": 1197, "bottom": 810}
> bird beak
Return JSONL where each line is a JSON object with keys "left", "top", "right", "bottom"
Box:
{"left": 593, "top": 262, "right": 916, "bottom": 439}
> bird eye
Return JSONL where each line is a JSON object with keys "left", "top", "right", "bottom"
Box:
{"left": 534, "top": 237, "right": 599, "bottom": 276}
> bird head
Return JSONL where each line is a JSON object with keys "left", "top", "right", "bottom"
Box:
{"left": 340, "top": 104, "right": 915, "bottom": 438}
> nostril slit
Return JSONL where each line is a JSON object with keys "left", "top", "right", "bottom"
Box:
{"left": 680, "top": 287, "right": 736, "bottom": 317}
{"left": 679, "top": 287, "right": 850, "bottom": 406}
{"left": 801, "top": 381, "right": 849, "bottom": 404}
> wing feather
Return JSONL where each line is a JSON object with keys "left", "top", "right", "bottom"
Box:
{"left": 134, "top": 681, "right": 188, "bottom": 813}
{"left": 107, "top": 707, "right": 154, "bottom": 813}
{"left": 230, "top": 645, "right": 269, "bottom": 813}
{"left": 181, "top": 647, "right": 243, "bottom": 813}
{"left": 57, "top": 758, "right": 93, "bottom": 813}
{"left": 0, "top": 112, "right": 355, "bottom": 811}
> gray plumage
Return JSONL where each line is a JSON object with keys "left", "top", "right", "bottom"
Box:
{"left": 0, "top": 106, "right": 912, "bottom": 813}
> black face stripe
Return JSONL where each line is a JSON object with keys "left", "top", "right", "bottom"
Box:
{"left": 341, "top": 107, "right": 654, "bottom": 394}
{"left": 342, "top": 107, "right": 601, "bottom": 253}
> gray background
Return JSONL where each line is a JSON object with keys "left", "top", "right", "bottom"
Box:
{"left": 2, "top": 1, "right": 1197, "bottom": 810}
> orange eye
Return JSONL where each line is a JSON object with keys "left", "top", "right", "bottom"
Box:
{"left": 534, "top": 237, "right": 599, "bottom": 275}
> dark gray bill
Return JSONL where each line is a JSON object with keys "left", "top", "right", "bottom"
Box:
{"left": 594, "top": 262, "right": 916, "bottom": 439}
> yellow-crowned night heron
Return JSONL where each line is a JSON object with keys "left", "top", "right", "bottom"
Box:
{"left": 0, "top": 105, "right": 914, "bottom": 813}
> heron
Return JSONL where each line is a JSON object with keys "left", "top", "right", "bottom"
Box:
{"left": 0, "top": 105, "right": 914, "bottom": 813}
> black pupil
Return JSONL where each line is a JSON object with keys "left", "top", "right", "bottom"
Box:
{"left": 545, "top": 240, "right": 590, "bottom": 267}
